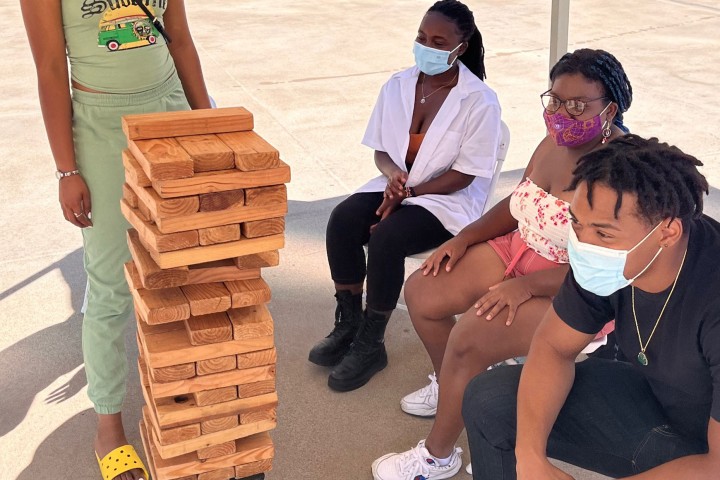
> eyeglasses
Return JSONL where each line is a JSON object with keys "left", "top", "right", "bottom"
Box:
{"left": 540, "top": 91, "right": 608, "bottom": 117}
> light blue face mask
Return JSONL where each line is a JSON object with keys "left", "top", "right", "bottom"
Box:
{"left": 567, "top": 222, "right": 663, "bottom": 297}
{"left": 413, "top": 41, "right": 462, "bottom": 76}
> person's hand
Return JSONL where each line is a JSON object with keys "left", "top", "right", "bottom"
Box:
{"left": 420, "top": 235, "right": 469, "bottom": 276}
{"left": 59, "top": 174, "right": 93, "bottom": 228}
{"left": 475, "top": 277, "right": 533, "bottom": 326}
{"left": 517, "top": 457, "right": 575, "bottom": 480}
{"left": 385, "top": 169, "right": 408, "bottom": 199}
{"left": 370, "top": 194, "right": 403, "bottom": 234}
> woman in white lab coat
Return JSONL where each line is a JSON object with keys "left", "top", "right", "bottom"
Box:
{"left": 308, "top": 0, "right": 502, "bottom": 393}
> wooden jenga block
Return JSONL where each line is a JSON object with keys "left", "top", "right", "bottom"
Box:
{"left": 151, "top": 363, "right": 197, "bottom": 383}
{"left": 123, "top": 149, "right": 152, "bottom": 187}
{"left": 184, "top": 312, "right": 233, "bottom": 346}
{"left": 196, "top": 356, "right": 237, "bottom": 376}
{"left": 129, "top": 137, "right": 194, "bottom": 181}
{"left": 153, "top": 201, "right": 286, "bottom": 234}
{"left": 134, "top": 286, "right": 191, "bottom": 325}
{"left": 224, "top": 279, "right": 272, "bottom": 308}
{"left": 193, "top": 386, "right": 237, "bottom": 407}
{"left": 201, "top": 415, "right": 239, "bottom": 435}
{"left": 236, "top": 348, "right": 277, "bottom": 369}
{"left": 137, "top": 317, "right": 274, "bottom": 368}
{"left": 151, "top": 161, "right": 290, "bottom": 199}
{"left": 181, "top": 283, "right": 232, "bottom": 316}
{"left": 127, "top": 229, "right": 190, "bottom": 289}
{"left": 217, "top": 131, "right": 280, "bottom": 171}
{"left": 122, "top": 183, "right": 139, "bottom": 208}
{"left": 149, "top": 365, "right": 275, "bottom": 399}
{"left": 122, "top": 200, "right": 200, "bottom": 253}
{"left": 176, "top": 134, "right": 235, "bottom": 173}
{"left": 124, "top": 261, "right": 142, "bottom": 291}
{"left": 197, "top": 440, "right": 236, "bottom": 460}
{"left": 234, "top": 458, "right": 272, "bottom": 479}
{"left": 145, "top": 234, "right": 285, "bottom": 270}
{"left": 137, "top": 197, "right": 153, "bottom": 223}
{"left": 198, "top": 224, "right": 241, "bottom": 246}
{"left": 240, "top": 406, "right": 276, "bottom": 425}
{"left": 140, "top": 420, "right": 274, "bottom": 480}
{"left": 186, "top": 261, "right": 261, "bottom": 285}
{"left": 244, "top": 185, "right": 286, "bottom": 207}
{"left": 234, "top": 251, "right": 280, "bottom": 269}
{"left": 241, "top": 217, "right": 285, "bottom": 238}
{"left": 228, "top": 305, "right": 274, "bottom": 340}
{"left": 238, "top": 379, "right": 276, "bottom": 399}
{"left": 198, "top": 190, "right": 245, "bottom": 212}
{"left": 157, "top": 422, "right": 202, "bottom": 445}
{"left": 127, "top": 176, "right": 199, "bottom": 220}
{"left": 197, "top": 467, "right": 235, "bottom": 480}
{"left": 123, "top": 107, "right": 254, "bottom": 141}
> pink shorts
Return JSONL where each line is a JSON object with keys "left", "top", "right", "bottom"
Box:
{"left": 487, "top": 230, "right": 560, "bottom": 278}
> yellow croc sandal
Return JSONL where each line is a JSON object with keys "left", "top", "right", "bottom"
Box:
{"left": 96, "top": 445, "right": 149, "bottom": 480}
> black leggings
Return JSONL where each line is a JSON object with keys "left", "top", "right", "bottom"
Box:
{"left": 326, "top": 192, "right": 453, "bottom": 311}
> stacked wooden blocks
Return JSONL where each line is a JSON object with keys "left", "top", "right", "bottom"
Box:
{"left": 120, "top": 107, "right": 289, "bottom": 480}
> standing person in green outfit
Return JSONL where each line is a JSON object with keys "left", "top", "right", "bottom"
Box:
{"left": 20, "top": 1, "right": 211, "bottom": 479}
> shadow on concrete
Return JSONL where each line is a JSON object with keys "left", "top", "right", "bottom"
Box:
{"left": 0, "top": 249, "right": 87, "bottom": 437}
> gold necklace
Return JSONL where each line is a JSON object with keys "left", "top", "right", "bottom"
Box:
{"left": 631, "top": 248, "right": 687, "bottom": 366}
{"left": 420, "top": 70, "right": 458, "bottom": 104}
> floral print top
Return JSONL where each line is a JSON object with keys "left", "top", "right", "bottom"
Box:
{"left": 509, "top": 178, "right": 570, "bottom": 263}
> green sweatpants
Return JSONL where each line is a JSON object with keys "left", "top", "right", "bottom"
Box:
{"left": 72, "top": 75, "right": 189, "bottom": 414}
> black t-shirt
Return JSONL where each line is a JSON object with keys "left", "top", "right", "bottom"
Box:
{"left": 554, "top": 215, "right": 720, "bottom": 442}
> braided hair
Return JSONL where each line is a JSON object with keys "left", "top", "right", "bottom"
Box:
{"left": 567, "top": 134, "right": 708, "bottom": 229}
{"left": 428, "top": 0, "right": 486, "bottom": 80}
{"left": 550, "top": 49, "right": 633, "bottom": 132}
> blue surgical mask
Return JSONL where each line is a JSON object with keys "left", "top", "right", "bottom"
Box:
{"left": 567, "top": 223, "right": 663, "bottom": 297}
{"left": 413, "top": 41, "right": 462, "bottom": 76}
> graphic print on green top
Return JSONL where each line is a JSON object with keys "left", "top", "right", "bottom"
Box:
{"left": 97, "top": 4, "right": 160, "bottom": 52}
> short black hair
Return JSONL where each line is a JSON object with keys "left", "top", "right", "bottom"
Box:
{"left": 428, "top": 0, "right": 486, "bottom": 80}
{"left": 567, "top": 134, "right": 708, "bottom": 228}
{"left": 550, "top": 48, "right": 632, "bottom": 132}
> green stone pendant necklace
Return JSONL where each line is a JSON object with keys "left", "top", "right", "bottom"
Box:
{"left": 631, "top": 248, "right": 687, "bottom": 366}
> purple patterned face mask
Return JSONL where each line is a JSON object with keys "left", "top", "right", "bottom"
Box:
{"left": 543, "top": 104, "right": 609, "bottom": 147}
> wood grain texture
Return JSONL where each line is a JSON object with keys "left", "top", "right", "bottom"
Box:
{"left": 200, "top": 415, "right": 239, "bottom": 435}
{"left": 134, "top": 285, "right": 191, "bottom": 325}
{"left": 196, "top": 356, "right": 237, "bottom": 376}
{"left": 234, "top": 251, "right": 280, "bottom": 269}
{"left": 192, "top": 386, "right": 237, "bottom": 407}
{"left": 129, "top": 137, "right": 194, "bottom": 181}
{"left": 176, "top": 134, "right": 235, "bottom": 173}
{"left": 197, "top": 440, "right": 236, "bottom": 460}
{"left": 127, "top": 229, "right": 189, "bottom": 289}
{"left": 198, "top": 224, "right": 241, "bottom": 246}
{"left": 227, "top": 305, "right": 274, "bottom": 340}
{"left": 243, "top": 184, "right": 286, "bottom": 207}
{"left": 184, "top": 312, "right": 233, "bottom": 346}
{"left": 198, "top": 190, "right": 244, "bottom": 212}
{"left": 154, "top": 202, "right": 287, "bottom": 234}
{"left": 186, "top": 261, "right": 260, "bottom": 285}
{"left": 123, "top": 261, "right": 142, "bottom": 291}
{"left": 241, "top": 217, "right": 285, "bottom": 238}
{"left": 150, "top": 365, "right": 275, "bottom": 398}
{"left": 147, "top": 234, "right": 285, "bottom": 269}
{"left": 122, "top": 107, "right": 254, "bottom": 140}
{"left": 236, "top": 348, "right": 277, "bottom": 369}
{"left": 157, "top": 422, "right": 201, "bottom": 445}
{"left": 122, "top": 149, "right": 152, "bottom": 187}
{"left": 122, "top": 200, "right": 199, "bottom": 253}
{"left": 234, "top": 458, "right": 272, "bottom": 478}
{"left": 240, "top": 406, "right": 277, "bottom": 425}
{"left": 197, "top": 467, "right": 235, "bottom": 480}
{"left": 122, "top": 182, "right": 139, "bottom": 208}
{"left": 181, "top": 283, "right": 232, "bottom": 317}
{"left": 237, "top": 379, "right": 276, "bottom": 399}
{"left": 126, "top": 174, "right": 199, "bottom": 220}
{"left": 217, "top": 131, "right": 280, "bottom": 171}
{"left": 151, "top": 363, "right": 197, "bottom": 384}
{"left": 224, "top": 278, "right": 272, "bottom": 308}
{"left": 152, "top": 161, "right": 290, "bottom": 199}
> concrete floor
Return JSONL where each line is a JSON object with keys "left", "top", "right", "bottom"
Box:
{"left": 1, "top": 1, "right": 720, "bottom": 479}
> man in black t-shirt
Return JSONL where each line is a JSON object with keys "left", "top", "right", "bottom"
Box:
{"left": 462, "top": 135, "right": 720, "bottom": 479}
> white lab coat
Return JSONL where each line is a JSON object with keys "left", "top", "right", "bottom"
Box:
{"left": 357, "top": 62, "right": 502, "bottom": 235}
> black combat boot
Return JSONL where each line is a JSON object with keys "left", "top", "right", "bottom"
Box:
{"left": 308, "top": 290, "right": 363, "bottom": 366}
{"left": 327, "top": 308, "right": 390, "bottom": 392}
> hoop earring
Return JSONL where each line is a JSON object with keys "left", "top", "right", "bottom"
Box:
{"left": 601, "top": 120, "right": 612, "bottom": 144}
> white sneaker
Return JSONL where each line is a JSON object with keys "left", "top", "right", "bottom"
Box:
{"left": 466, "top": 463, "right": 472, "bottom": 475}
{"left": 372, "top": 439, "right": 463, "bottom": 480}
{"left": 401, "top": 373, "right": 439, "bottom": 417}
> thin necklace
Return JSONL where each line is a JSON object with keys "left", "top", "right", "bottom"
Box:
{"left": 631, "top": 248, "right": 687, "bottom": 366}
{"left": 420, "top": 70, "right": 458, "bottom": 104}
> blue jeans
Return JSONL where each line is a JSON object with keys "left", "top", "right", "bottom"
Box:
{"left": 462, "top": 358, "right": 708, "bottom": 479}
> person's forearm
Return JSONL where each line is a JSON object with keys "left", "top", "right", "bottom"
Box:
{"left": 412, "top": 169, "right": 473, "bottom": 196}
{"left": 36, "top": 66, "right": 76, "bottom": 172}
{"left": 516, "top": 336, "right": 576, "bottom": 464}
{"left": 168, "top": 41, "right": 211, "bottom": 110}
{"left": 519, "top": 264, "right": 569, "bottom": 298}
{"left": 374, "top": 150, "right": 401, "bottom": 178}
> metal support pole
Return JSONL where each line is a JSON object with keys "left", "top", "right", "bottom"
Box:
{"left": 549, "top": 0, "right": 570, "bottom": 84}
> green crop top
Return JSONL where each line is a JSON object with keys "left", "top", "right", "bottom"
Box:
{"left": 63, "top": 1, "right": 177, "bottom": 93}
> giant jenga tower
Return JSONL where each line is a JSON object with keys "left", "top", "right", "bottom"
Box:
{"left": 119, "top": 107, "right": 290, "bottom": 480}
